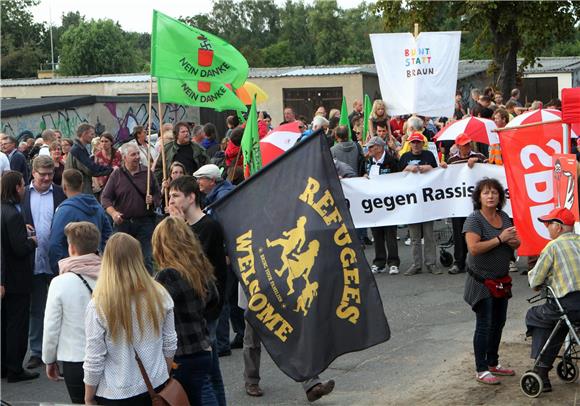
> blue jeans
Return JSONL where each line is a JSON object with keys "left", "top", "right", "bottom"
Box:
{"left": 473, "top": 296, "right": 508, "bottom": 372}
{"left": 114, "top": 217, "right": 155, "bottom": 274}
{"left": 174, "top": 351, "right": 214, "bottom": 406}
{"left": 202, "top": 320, "right": 226, "bottom": 406}
{"left": 29, "top": 274, "right": 51, "bottom": 357}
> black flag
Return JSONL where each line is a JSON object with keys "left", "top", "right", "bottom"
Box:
{"left": 212, "top": 133, "right": 390, "bottom": 381}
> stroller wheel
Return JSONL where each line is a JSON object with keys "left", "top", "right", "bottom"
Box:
{"left": 520, "top": 371, "right": 543, "bottom": 398}
{"left": 439, "top": 250, "right": 453, "bottom": 268}
{"left": 556, "top": 360, "right": 578, "bottom": 383}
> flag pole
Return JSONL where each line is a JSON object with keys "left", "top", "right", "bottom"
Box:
{"left": 146, "top": 77, "right": 153, "bottom": 210}
{"left": 157, "top": 95, "right": 168, "bottom": 206}
{"left": 493, "top": 118, "right": 563, "bottom": 132}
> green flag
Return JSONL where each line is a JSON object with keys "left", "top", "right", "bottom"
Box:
{"left": 151, "top": 10, "right": 248, "bottom": 88}
{"left": 157, "top": 77, "right": 246, "bottom": 112}
{"left": 338, "top": 95, "right": 353, "bottom": 140}
{"left": 241, "top": 96, "right": 262, "bottom": 176}
{"left": 363, "top": 94, "right": 372, "bottom": 141}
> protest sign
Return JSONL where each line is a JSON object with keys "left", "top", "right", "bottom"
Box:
{"left": 552, "top": 154, "right": 579, "bottom": 220}
{"left": 499, "top": 122, "right": 563, "bottom": 255}
{"left": 342, "top": 164, "right": 510, "bottom": 228}
{"left": 370, "top": 31, "right": 461, "bottom": 118}
{"left": 212, "top": 134, "right": 390, "bottom": 381}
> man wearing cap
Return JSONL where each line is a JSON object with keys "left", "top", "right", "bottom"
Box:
{"left": 365, "top": 136, "right": 401, "bottom": 274}
{"left": 526, "top": 207, "right": 580, "bottom": 392}
{"left": 400, "top": 132, "right": 446, "bottom": 276}
{"left": 447, "top": 133, "right": 487, "bottom": 275}
{"left": 193, "top": 164, "right": 234, "bottom": 211}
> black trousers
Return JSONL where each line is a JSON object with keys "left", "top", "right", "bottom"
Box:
{"left": 451, "top": 217, "right": 467, "bottom": 269}
{"left": 526, "top": 291, "right": 580, "bottom": 368}
{"left": 1, "top": 293, "right": 31, "bottom": 376}
{"left": 370, "top": 226, "right": 400, "bottom": 268}
{"left": 63, "top": 361, "right": 85, "bottom": 404}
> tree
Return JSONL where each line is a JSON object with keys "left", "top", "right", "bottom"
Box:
{"left": 1, "top": 0, "right": 49, "bottom": 78}
{"left": 59, "top": 19, "right": 139, "bottom": 75}
{"left": 374, "top": 1, "right": 579, "bottom": 99}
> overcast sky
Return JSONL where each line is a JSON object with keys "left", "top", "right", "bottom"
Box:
{"left": 32, "top": 0, "right": 373, "bottom": 33}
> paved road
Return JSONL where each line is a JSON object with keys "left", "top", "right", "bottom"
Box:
{"left": 1, "top": 226, "right": 538, "bottom": 405}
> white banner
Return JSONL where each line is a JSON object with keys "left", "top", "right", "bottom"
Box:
{"left": 341, "top": 164, "right": 512, "bottom": 228}
{"left": 370, "top": 31, "right": 461, "bottom": 118}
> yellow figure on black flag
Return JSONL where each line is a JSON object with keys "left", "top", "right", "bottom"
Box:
{"left": 210, "top": 132, "right": 390, "bottom": 382}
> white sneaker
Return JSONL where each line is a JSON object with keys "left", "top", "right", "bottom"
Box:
{"left": 404, "top": 237, "right": 411, "bottom": 246}
{"left": 509, "top": 261, "right": 518, "bottom": 272}
{"left": 371, "top": 265, "right": 382, "bottom": 274}
{"left": 389, "top": 265, "right": 399, "bottom": 275}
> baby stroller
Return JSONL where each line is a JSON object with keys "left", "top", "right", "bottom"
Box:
{"left": 433, "top": 220, "right": 454, "bottom": 268}
{"left": 520, "top": 286, "right": 580, "bottom": 397}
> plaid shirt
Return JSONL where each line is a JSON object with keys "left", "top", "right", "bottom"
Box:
{"left": 528, "top": 233, "right": 580, "bottom": 298}
{"left": 156, "top": 268, "right": 212, "bottom": 356}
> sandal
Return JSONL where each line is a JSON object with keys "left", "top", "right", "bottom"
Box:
{"left": 476, "top": 371, "right": 500, "bottom": 385}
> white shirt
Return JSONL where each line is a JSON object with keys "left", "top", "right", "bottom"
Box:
{"left": 42, "top": 273, "right": 97, "bottom": 363}
{"left": 83, "top": 290, "right": 177, "bottom": 399}
{"left": 0, "top": 151, "right": 10, "bottom": 174}
{"left": 29, "top": 183, "right": 54, "bottom": 275}
{"left": 38, "top": 145, "right": 50, "bottom": 156}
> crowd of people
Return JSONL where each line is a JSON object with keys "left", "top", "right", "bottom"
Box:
{"left": 1, "top": 85, "right": 579, "bottom": 403}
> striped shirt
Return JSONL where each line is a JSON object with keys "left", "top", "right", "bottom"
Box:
{"left": 528, "top": 232, "right": 580, "bottom": 298}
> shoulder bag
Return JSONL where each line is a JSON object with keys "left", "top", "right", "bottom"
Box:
{"left": 134, "top": 350, "right": 190, "bottom": 406}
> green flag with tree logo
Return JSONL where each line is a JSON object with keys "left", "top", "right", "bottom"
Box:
{"left": 151, "top": 10, "right": 248, "bottom": 88}
{"left": 157, "top": 77, "right": 246, "bottom": 112}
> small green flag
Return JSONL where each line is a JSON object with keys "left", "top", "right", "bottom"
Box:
{"left": 157, "top": 77, "right": 246, "bottom": 112}
{"left": 338, "top": 95, "right": 353, "bottom": 140}
{"left": 241, "top": 96, "right": 262, "bottom": 176}
{"left": 151, "top": 10, "right": 248, "bottom": 88}
{"left": 363, "top": 94, "right": 372, "bottom": 141}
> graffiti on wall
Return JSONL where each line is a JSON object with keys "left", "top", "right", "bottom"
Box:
{"left": 2, "top": 102, "right": 196, "bottom": 143}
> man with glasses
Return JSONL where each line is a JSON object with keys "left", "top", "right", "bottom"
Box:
{"left": 526, "top": 207, "right": 580, "bottom": 393}
{"left": 1, "top": 134, "right": 29, "bottom": 181}
{"left": 21, "top": 156, "right": 66, "bottom": 370}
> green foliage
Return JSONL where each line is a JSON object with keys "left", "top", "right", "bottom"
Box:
{"left": 1, "top": 0, "right": 49, "bottom": 78}
{"left": 59, "top": 19, "right": 139, "bottom": 75}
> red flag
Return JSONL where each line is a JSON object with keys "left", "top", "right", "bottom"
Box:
{"left": 259, "top": 122, "right": 302, "bottom": 166}
{"left": 499, "top": 122, "right": 564, "bottom": 255}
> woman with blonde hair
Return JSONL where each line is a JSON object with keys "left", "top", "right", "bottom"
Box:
{"left": 367, "top": 99, "right": 390, "bottom": 139}
{"left": 153, "top": 216, "right": 218, "bottom": 405}
{"left": 83, "top": 233, "right": 177, "bottom": 405}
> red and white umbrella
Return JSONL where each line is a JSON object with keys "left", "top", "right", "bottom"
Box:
{"left": 259, "top": 122, "right": 302, "bottom": 166}
{"left": 434, "top": 116, "right": 499, "bottom": 145}
{"left": 505, "top": 108, "right": 562, "bottom": 128}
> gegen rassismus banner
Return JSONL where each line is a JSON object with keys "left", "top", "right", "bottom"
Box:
{"left": 211, "top": 134, "right": 390, "bottom": 381}
{"left": 342, "top": 164, "right": 511, "bottom": 228}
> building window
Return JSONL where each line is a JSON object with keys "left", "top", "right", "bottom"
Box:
{"left": 522, "top": 77, "right": 559, "bottom": 105}
{"left": 282, "top": 87, "right": 343, "bottom": 122}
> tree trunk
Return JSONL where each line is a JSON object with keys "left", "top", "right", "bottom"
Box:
{"left": 489, "top": 8, "right": 519, "bottom": 101}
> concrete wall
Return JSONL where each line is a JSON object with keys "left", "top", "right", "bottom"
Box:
{"left": 250, "top": 74, "right": 365, "bottom": 124}
{"left": 1, "top": 101, "right": 199, "bottom": 142}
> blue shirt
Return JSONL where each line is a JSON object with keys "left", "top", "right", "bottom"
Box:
{"left": 29, "top": 183, "right": 54, "bottom": 275}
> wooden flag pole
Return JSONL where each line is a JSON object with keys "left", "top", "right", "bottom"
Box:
{"left": 158, "top": 96, "right": 168, "bottom": 207}
{"left": 414, "top": 23, "right": 419, "bottom": 38}
{"left": 146, "top": 77, "right": 153, "bottom": 210}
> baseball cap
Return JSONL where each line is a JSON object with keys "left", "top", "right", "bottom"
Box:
{"left": 365, "top": 136, "right": 386, "bottom": 148}
{"left": 455, "top": 133, "right": 472, "bottom": 146}
{"left": 538, "top": 207, "right": 576, "bottom": 226}
{"left": 193, "top": 164, "right": 221, "bottom": 180}
{"left": 407, "top": 132, "right": 424, "bottom": 143}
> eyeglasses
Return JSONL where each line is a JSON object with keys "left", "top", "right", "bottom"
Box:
{"left": 35, "top": 171, "right": 54, "bottom": 178}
